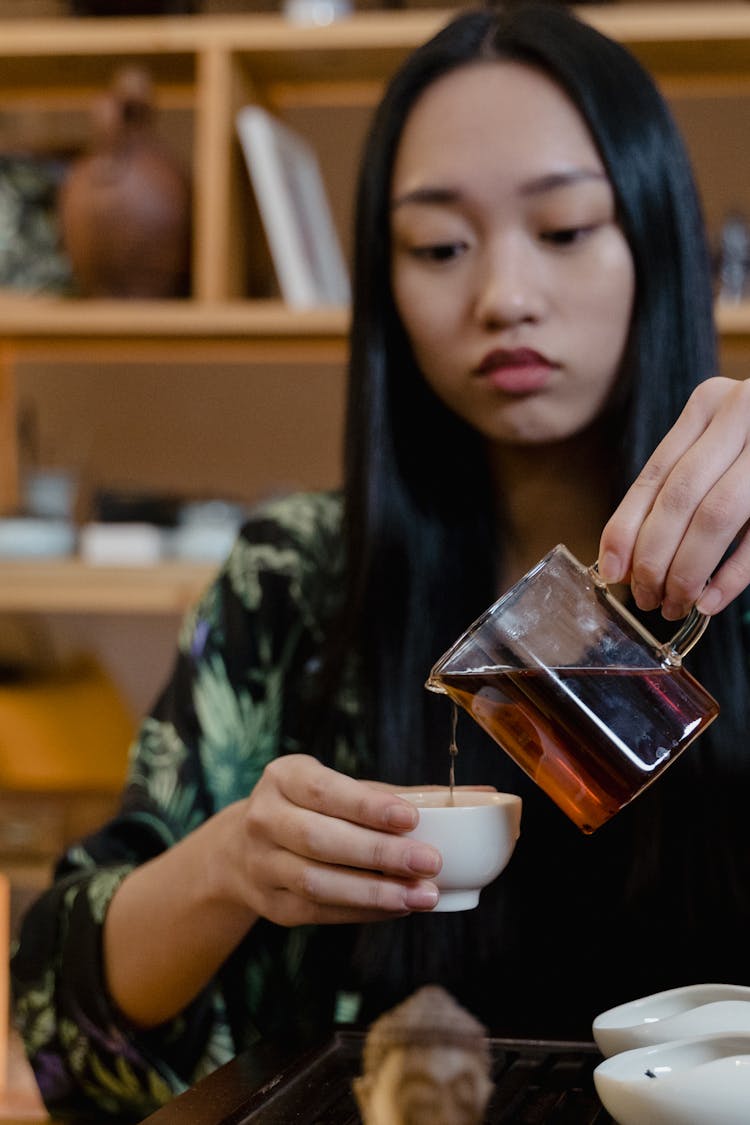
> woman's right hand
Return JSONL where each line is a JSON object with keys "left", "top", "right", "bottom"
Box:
{"left": 224, "top": 754, "right": 442, "bottom": 926}
{"left": 598, "top": 375, "right": 750, "bottom": 619}
{"left": 104, "top": 755, "right": 442, "bottom": 1029}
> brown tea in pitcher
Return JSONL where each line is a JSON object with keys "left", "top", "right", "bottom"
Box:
{"left": 438, "top": 664, "right": 719, "bottom": 833}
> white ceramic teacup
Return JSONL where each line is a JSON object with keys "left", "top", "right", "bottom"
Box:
{"left": 398, "top": 789, "right": 522, "bottom": 912}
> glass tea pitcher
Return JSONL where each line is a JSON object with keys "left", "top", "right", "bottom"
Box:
{"left": 426, "top": 544, "right": 719, "bottom": 834}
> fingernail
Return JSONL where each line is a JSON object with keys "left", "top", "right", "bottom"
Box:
{"left": 407, "top": 845, "right": 441, "bottom": 876}
{"left": 696, "top": 585, "right": 722, "bottom": 615}
{"left": 662, "top": 599, "right": 689, "bottom": 622}
{"left": 404, "top": 884, "right": 439, "bottom": 910}
{"left": 632, "top": 582, "right": 660, "bottom": 611}
{"left": 598, "top": 551, "right": 622, "bottom": 583}
{"left": 386, "top": 804, "right": 417, "bottom": 830}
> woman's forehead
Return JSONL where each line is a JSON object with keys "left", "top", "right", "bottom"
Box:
{"left": 392, "top": 61, "right": 604, "bottom": 192}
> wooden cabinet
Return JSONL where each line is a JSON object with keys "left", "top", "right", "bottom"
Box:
{"left": 1, "top": 1, "right": 750, "bottom": 612}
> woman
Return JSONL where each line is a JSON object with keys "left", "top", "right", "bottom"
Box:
{"left": 12, "top": 2, "right": 750, "bottom": 1118}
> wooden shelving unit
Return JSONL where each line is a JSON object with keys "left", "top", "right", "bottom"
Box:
{"left": 1, "top": 3, "right": 750, "bottom": 608}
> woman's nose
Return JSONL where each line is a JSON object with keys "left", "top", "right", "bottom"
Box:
{"left": 473, "top": 237, "right": 544, "bottom": 327}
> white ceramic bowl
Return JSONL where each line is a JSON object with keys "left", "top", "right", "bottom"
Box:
{"left": 0, "top": 517, "right": 76, "bottom": 558}
{"left": 594, "top": 1032, "right": 750, "bottom": 1125}
{"left": 593, "top": 983, "right": 750, "bottom": 1057}
{"left": 398, "top": 789, "right": 522, "bottom": 912}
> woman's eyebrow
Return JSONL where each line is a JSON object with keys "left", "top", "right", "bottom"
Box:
{"left": 391, "top": 186, "right": 460, "bottom": 210}
{"left": 391, "top": 169, "right": 608, "bottom": 211}
{"left": 520, "top": 169, "right": 608, "bottom": 197}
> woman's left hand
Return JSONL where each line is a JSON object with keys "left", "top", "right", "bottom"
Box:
{"left": 598, "top": 375, "right": 750, "bottom": 619}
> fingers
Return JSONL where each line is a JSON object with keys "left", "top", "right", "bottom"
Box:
{"left": 265, "top": 756, "right": 420, "bottom": 833}
{"left": 696, "top": 520, "right": 750, "bottom": 615}
{"left": 242, "top": 755, "right": 442, "bottom": 927}
{"left": 599, "top": 377, "right": 750, "bottom": 616}
{"left": 265, "top": 856, "right": 440, "bottom": 926}
{"left": 275, "top": 799, "right": 442, "bottom": 880}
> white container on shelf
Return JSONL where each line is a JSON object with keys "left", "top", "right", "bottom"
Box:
{"left": 79, "top": 522, "right": 166, "bottom": 566}
{"left": 0, "top": 517, "right": 76, "bottom": 559}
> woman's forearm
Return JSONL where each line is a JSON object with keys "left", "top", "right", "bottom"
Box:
{"left": 103, "top": 800, "right": 258, "bottom": 1029}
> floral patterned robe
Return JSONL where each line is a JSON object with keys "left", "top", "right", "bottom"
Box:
{"left": 11, "top": 491, "right": 366, "bottom": 1120}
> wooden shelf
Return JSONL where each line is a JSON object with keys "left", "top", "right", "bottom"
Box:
{"left": 0, "top": 559, "right": 217, "bottom": 614}
{"left": 0, "top": 296, "right": 348, "bottom": 340}
{"left": 0, "top": 298, "right": 349, "bottom": 366}
{"left": 0, "top": 6, "right": 748, "bottom": 71}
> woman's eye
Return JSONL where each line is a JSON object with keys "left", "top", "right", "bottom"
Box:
{"left": 410, "top": 242, "right": 466, "bottom": 262}
{"left": 541, "top": 225, "right": 595, "bottom": 246}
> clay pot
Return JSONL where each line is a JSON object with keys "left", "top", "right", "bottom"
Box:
{"left": 58, "top": 67, "right": 191, "bottom": 298}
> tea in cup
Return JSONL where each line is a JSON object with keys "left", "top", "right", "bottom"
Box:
{"left": 427, "top": 544, "right": 719, "bottom": 834}
{"left": 398, "top": 789, "right": 522, "bottom": 912}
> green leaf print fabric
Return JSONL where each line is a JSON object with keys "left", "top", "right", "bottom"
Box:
{"left": 10, "top": 491, "right": 367, "bottom": 1120}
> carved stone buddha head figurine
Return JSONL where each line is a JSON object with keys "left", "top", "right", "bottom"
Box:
{"left": 353, "top": 985, "right": 494, "bottom": 1125}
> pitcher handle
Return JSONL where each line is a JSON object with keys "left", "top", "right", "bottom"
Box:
{"left": 659, "top": 605, "right": 711, "bottom": 666}
{"left": 590, "top": 562, "right": 710, "bottom": 668}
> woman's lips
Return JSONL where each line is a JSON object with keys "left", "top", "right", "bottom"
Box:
{"left": 475, "top": 348, "right": 555, "bottom": 394}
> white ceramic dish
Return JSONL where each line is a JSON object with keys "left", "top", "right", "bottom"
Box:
{"left": 0, "top": 517, "right": 76, "bottom": 558}
{"left": 594, "top": 1032, "right": 750, "bottom": 1125}
{"left": 593, "top": 983, "right": 750, "bottom": 1057}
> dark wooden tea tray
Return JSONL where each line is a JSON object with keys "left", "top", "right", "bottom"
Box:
{"left": 142, "top": 1029, "right": 614, "bottom": 1123}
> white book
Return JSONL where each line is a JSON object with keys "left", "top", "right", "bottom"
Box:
{"left": 236, "top": 105, "right": 351, "bottom": 309}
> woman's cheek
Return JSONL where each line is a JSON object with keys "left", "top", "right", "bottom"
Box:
{"left": 394, "top": 270, "right": 458, "bottom": 353}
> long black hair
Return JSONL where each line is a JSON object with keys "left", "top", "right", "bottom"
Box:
{"left": 318, "top": 1, "right": 750, "bottom": 1028}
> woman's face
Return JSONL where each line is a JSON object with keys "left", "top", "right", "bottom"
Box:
{"left": 390, "top": 61, "right": 635, "bottom": 446}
